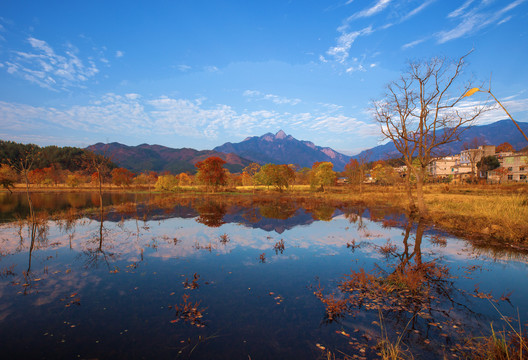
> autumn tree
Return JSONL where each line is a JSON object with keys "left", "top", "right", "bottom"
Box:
{"left": 343, "top": 159, "right": 360, "bottom": 185}
{"left": 0, "top": 164, "right": 18, "bottom": 193}
{"left": 310, "top": 162, "right": 336, "bottom": 192}
{"left": 154, "top": 174, "right": 179, "bottom": 191}
{"left": 28, "top": 168, "right": 47, "bottom": 185}
{"left": 242, "top": 163, "right": 261, "bottom": 187}
{"left": 371, "top": 162, "right": 400, "bottom": 185}
{"left": 195, "top": 156, "right": 227, "bottom": 191}
{"left": 295, "top": 167, "right": 311, "bottom": 185}
{"left": 6, "top": 143, "right": 40, "bottom": 222}
{"left": 178, "top": 173, "right": 192, "bottom": 186}
{"left": 255, "top": 164, "right": 295, "bottom": 192}
{"left": 111, "top": 167, "right": 135, "bottom": 187}
{"left": 496, "top": 142, "right": 515, "bottom": 153}
{"left": 134, "top": 171, "right": 158, "bottom": 192}
{"left": 373, "top": 54, "right": 486, "bottom": 216}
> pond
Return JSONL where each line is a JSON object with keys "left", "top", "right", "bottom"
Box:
{"left": 0, "top": 192, "right": 527, "bottom": 359}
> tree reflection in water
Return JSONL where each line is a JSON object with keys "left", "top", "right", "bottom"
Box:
{"left": 20, "top": 213, "right": 49, "bottom": 294}
{"left": 258, "top": 201, "right": 298, "bottom": 220}
{"left": 315, "top": 218, "right": 510, "bottom": 358}
{"left": 82, "top": 207, "right": 115, "bottom": 269}
{"left": 194, "top": 200, "right": 227, "bottom": 227}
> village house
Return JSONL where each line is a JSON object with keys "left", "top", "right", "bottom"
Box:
{"left": 427, "top": 155, "right": 460, "bottom": 179}
{"left": 488, "top": 153, "right": 528, "bottom": 183}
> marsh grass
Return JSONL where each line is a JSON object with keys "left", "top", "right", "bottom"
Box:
{"left": 377, "top": 310, "right": 414, "bottom": 360}
{"left": 466, "top": 302, "right": 528, "bottom": 360}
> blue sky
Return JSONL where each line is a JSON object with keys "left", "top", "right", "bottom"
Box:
{"left": 0, "top": 0, "right": 527, "bottom": 155}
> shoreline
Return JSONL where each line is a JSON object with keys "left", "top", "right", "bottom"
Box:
{"left": 2, "top": 183, "right": 527, "bottom": 248}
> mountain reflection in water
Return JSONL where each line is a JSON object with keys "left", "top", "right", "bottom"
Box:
{"left": 0, "top": 192, "right": 527, "bottom": 359}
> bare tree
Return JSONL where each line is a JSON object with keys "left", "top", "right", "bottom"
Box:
{"left": 82, "top": 149, "right": 113, "bottom": 214}
{"left": 373, "top": 54, "right": 487, "bottom": 216}
{"left": 462, "top": 136, "right": 486, "bottom": 182}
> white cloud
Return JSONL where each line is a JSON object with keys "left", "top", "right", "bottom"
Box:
{"left": 177, "top": 64, "right": 191, "bottom": 72}
{"left": 3, "top": 36, "right": 101, "bottom": 90}
{"left": 448, "top": 0, "right": 475, "bottom": 18}
{"left": 402, "top": 37, "right": 427, "bottom": 49}
{"left": 498, "top": 15, "right": 513, "bottom": 25}
{"left": 326, "top": 26, "right": 372, "bottom": 64}
{"left": 0, "top": 93, "right": 383, "bottom": 141}
{"left": 346, "top": 0, "right": 392, "bottom": 21}
{"left": 400, "top": 0, "right": 436, "bottom": 22}
{"left": 204, "top": 65, "right": 219, "bottom": 72}
{"left": 115, "top": 50, "right": 124, "bottom": 58}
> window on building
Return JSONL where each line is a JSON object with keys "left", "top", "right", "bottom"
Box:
{"left": 507, "top": 175, "right": 513, "bottom": 180}
{"left": 521, "top": 175, "right": 527, "bottom": 180}
{"left": 507, "top": 167, "right": 513, "bottom": 171}
{"left": 520, "top": 167, "right": 525, "bottom": 171}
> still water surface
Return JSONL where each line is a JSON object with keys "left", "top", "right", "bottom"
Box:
{"left": 0, "top": 192, "right": 527, "bottom": 359}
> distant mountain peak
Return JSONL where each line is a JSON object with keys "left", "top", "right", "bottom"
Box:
{"left": 214, "top": 131, "right": 352, "bottom": 170}
{"left": 275, "top": 130, "right": 287, "bottom": 139}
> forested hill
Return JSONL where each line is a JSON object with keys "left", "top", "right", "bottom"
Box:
{"left": 87, "top": 142, "right": 252, "bottom": 174}
{"left": 0, "top": 140, "right": 103, "bottom": 171}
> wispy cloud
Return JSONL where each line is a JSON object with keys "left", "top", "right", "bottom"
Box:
{"left": 498, "top": 15, "right": 513, "bottom": 25}
{"left": 438, "top": 0, "right": 526, "bottom": 43}
{"left": 204, "top": 65, "right": 219, "bottom": 72}
{"left": 346, "top": 0, "right": 392, "bottom": 21}
{"left": 243, "top": 90, "right": 301, "bottom": 106}
{"left": 2, "top": 36, "right": 101, "bottom": 90}
{"left": 326, "top": 26, "right": 372, "bottom": 64}
{"left": 177, "top": 64, "right": 191, "bottom": 72}
{"left": 115, "top": 50, "right": 124, "bottom": 58}
{"left": 448, "top": 0, "right": 475, "bottom": 18}
{"left": 402, "top": 37, "right": 428, "bottom": 49}
{"left": 400, "top": 0, "right": 436, "bottom": 22}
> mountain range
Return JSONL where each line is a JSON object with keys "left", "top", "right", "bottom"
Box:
{"left": 214, "top": 130, "right": 351, "bottom": 171}
{"left": 86, "top": 142, "right": 252, "bottom": 174}
{"left": 87, "top": 119, "right": 528, "bottom": 174}
{"left": 353, "top": 119, "right": 528, "bottom": 162}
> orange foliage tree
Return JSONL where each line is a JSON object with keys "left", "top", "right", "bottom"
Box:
{"left": 496, "top": 142, "right": 515, "bottom": 153}
{"left": 111, "top": 167, "right": 135, "bottom": 187}
{"left": 195, "top": 156, "right": 227, "bottom": 191}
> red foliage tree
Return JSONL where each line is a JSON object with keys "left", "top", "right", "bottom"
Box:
{"left": 496, "top": 142, "right": 515, "bottom": 153}
{"left": 28, "top": 168, "right": 47, "bottom": 185}
{"left": 111, "top": 167, "right": 135, "bottom": 187}
{"left": 195, "top": 156, "right": 227, "bottom": 191}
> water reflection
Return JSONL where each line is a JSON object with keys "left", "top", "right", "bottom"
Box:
{"left": 0, "top": 194, "right": 527, "bottom": 359}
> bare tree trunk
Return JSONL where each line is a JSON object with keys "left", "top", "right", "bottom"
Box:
{"left": 98, "top": 170, "right": 103, "bottom": 216}
{"left": 415, "top": 170, "right": 426, "bottom": 217}
{"left": 23, "top": 170, "right": 35, "bottom": 223}
{"left": 414, "top": 220, "right": 425, "bottom": 266}
{"left": 405, "top": 166, "right": 415, "bottom": 211}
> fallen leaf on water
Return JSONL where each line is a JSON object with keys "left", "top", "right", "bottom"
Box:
{"left": 315, "top": 344, "right": 326, "bottom": 351}
{"left": 336, "top": 330, "right": 350, "bottom": 337}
